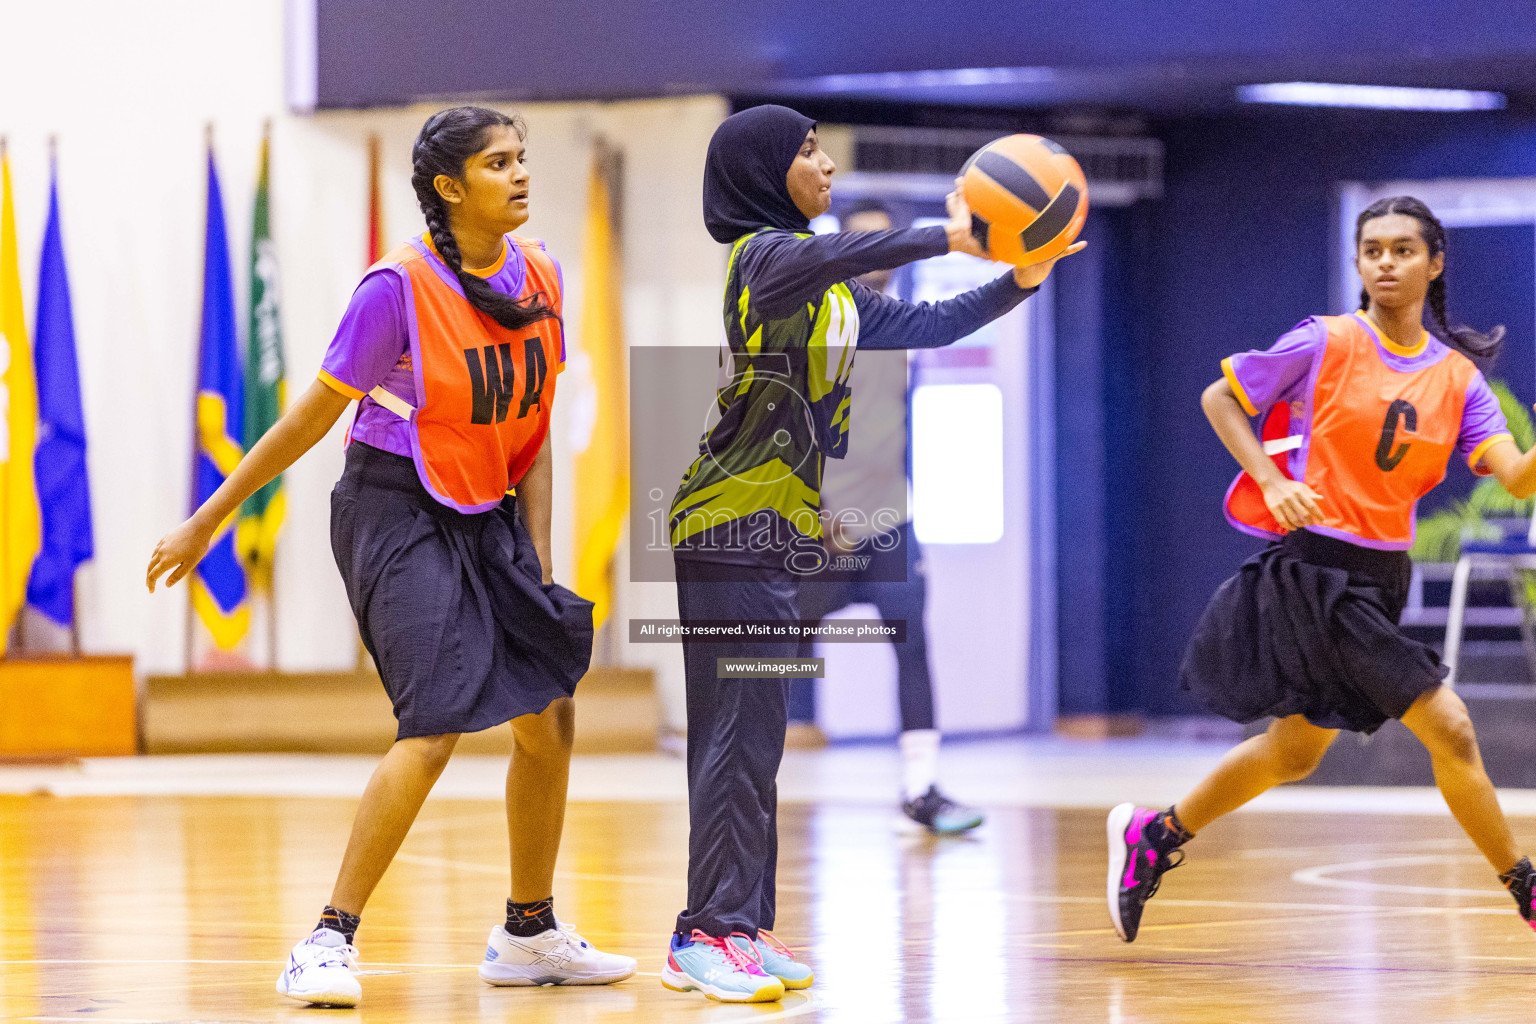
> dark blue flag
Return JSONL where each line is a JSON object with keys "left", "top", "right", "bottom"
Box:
{"left": 26, "top": 154, "right": 93, "bottom": 627}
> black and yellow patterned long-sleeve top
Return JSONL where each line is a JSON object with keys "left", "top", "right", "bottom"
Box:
{"left": 670, "top": 224, "right": 1035, "bottom": 568}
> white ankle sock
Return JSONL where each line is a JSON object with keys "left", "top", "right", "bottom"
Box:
{"left": 899, "top": 728, "right": 940, "bottom": 802}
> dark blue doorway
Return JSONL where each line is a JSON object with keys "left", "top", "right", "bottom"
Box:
{"left": 1420, "top": 222, "right": 1536, "bottom": 515}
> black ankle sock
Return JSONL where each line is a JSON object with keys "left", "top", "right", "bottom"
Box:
{"left": 317, "top": 905, "right": 361, "bottom": 944}
{"left": 505, "top": 897, "right": 557, "bottom": 937}
{"left": 1148, "top": 806, "right": 1195, "bottom": 851}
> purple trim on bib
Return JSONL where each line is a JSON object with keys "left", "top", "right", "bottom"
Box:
{"left": 395, "top": 257, "right": 505, "bottom": 515}
{"left": 1222, "top": 473, "right": 1283, "bottom": 543}
{"left": 1288, "top": 330, "right": 1328, "bottom": 489}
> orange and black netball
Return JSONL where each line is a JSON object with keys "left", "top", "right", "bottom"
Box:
{"left": 961, "top": 134, "right": 1089, "bottom": 267}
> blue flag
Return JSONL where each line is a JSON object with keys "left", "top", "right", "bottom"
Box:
{"left": 25, "top": 156, "right": 89, "bottom": 626}
{"left": 26, "top": 156, "right": 92, "bottom": 629}
{"left": 191, "top": 146, "right": 249, "bottom": 649}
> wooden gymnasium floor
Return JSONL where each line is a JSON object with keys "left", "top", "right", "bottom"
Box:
{"left": 3, "top": 742, "right": 1536, "bottom": 1023}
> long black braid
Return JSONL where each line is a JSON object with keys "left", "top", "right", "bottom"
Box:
{"left": 410, "top": 106, "right": 558, "bottom": 331}
{"left": 1355, "top": 195, "right": 1503, "bottom": 368}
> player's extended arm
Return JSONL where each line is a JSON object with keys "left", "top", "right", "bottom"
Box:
{"left": 1201, "top": 376, "right": 1324, "bottom": 532}
{"left": 516, "top": 431, "right": 556, "bottom": 586}
{"left": 854, "top": 190, "right": 1083, "bottom": 351}
{"left": 747, "top": 182, "right": 1076, "bottom": 319}
{"left": 146, "top": 378, "right": 353, "bottom": 592}
{"left": 1473, "top": 438, "right": 1536, "bottom": 501}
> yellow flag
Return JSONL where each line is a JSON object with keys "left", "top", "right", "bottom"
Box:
{"left": 571, "top": 143, "right": 628, "bottom": 627}
{"left": 0, "top": 147, "right": 42, "bottom": 649}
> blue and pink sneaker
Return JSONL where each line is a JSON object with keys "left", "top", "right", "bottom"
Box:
{"left": 730, "top": 930, "right": 813, "bottom": 989}
{"left": 1106, "top": 803, "right": 1186, "bottom": 942}
{"left": 661, "top": 930, "right": 785, "bottom": 1003}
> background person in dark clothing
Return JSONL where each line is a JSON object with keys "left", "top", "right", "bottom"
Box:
{"left": 792, "top": 201, "right": 986, "bottom": 836}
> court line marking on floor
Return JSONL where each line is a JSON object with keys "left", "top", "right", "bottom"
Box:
{"left": 1465, "top": 954, "right": 1536, "bottom": 961}
{"left": 5, "top": 963, "right": 480, "bottom": 1008}
{"left": 8, "top": 990, "right": 817, "bottom": 1024}
{"left": 1015, "top": 897, "right": 1536, "bottom": 948}
{"left": 1029, "top": 908, "right": 1375, "bottom": 941}
{"left": 20, "top": 1018, "right": 202, "bottom": 1023}
{"left": 1291, "top": 854, "right": 1513, "bottom": 897}
{"left": 18, "top": 1019, "right": 263, "bottom": 1024}
{"left": 1238, "top": 836, "right": 1465, "bottom": 859}
{"left": 709, "top": 990, "right": 818, "bottom": 1021}
{"left": 1021, "top": 952, "right": 1536, "bottom": 978}
{"left": 3, "top": 961, "right": 634, "bottom": 1011}
{"left": 989, "top": 892, "right": 1485, "bottom": 914}
{"left": 22, "top": 760, "right": 1536, "bottom": 818}
{"left": 0, "top": 959, "right": 475, "bottom": 968}
{"left": 408, "top": 810, "right": 509, "bottom": 834}
{"left": 0, "top": 960, "right": 665, "bottom": 978}
{"left": 1136, "top": 896, "right": 1510, "bottom": 916}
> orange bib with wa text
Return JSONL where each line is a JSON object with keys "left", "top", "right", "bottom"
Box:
{"left": 371, "top": 235, "right": 564, "bottom": 513}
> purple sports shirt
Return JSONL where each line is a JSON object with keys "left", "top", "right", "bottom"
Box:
{"left": 318, "top": 236, "right": 550, "bottom": 457}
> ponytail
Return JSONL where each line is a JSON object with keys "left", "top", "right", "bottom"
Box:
{"left": 1425, "top": 275, "right": 1505, "bottom": 367}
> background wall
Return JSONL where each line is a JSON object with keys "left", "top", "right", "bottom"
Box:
{"left": 0, "top": 0, "right": 725, "bottom": 727}
{"left": 18, "top": 2, "right": 1536, "bottom": 733}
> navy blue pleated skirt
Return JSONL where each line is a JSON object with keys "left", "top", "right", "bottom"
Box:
{"left": 330, "top": 441, "right": 593, "bottom": 739}
{"left": 1179, "top": 528, "right": 1446, "bottom": 734}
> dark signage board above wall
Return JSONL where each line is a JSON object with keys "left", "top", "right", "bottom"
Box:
{"left": 291, "top": 0, "right": 1536, "bottom": 112}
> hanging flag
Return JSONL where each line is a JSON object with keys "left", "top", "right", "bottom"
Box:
{"left": 0, "top": 141, "right": 41, "bottom": 651}
{"left": 570, "top": 140, "right": 628, "bottom": 627}
{"left": 191, "top": 139, "right": 249, "bottom": 650}
{"left": 236, "top": 126, "right": 286, "bottom": 585}
{"left": 367, "top": 134, "right": 383, "bottom": 265}
{"left": 26, "top": 144, "right": 93, "bottom": 628}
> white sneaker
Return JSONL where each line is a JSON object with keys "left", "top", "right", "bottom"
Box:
{"left": 276, "top": 927, "right": 362, "bottom": 1007}
{"left": 479, "top": 920, "right": 637, "bottom": 986}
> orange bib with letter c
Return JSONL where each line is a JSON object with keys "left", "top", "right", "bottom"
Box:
{"left": 1224, "top": 313, "right": 1479, "bottom": 550}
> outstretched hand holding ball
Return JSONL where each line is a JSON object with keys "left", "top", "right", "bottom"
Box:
{"left": 948, "top": 133, "right": 1090, "bottom": 287}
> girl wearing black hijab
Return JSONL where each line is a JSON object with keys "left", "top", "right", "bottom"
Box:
{"left": 660, "top": 104, "right": 1082, "bottom": 1003}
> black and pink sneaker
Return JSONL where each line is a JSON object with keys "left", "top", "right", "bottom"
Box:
{"left": 1500, "top": 857, "right": 1536, "bottom": 933}
{"left": 1106, "top": 803, "right": 1187, "bottom": 942}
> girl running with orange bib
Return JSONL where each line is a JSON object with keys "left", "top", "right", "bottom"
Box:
{"left": 147, "top": 106, "right": 634, "bottom": 1007}
{"left": 1107, "top": 196, "right": 1536, "bottom": 943}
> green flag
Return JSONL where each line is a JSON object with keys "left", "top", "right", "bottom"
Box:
{"left": 238, "top": 128, "right": 286, "bottom": 584}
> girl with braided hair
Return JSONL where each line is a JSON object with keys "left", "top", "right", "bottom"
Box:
{"left": 1107, "top": 196, "right": 1536, "bottom": 945}
{"left": 147, "top": 106, "right": 634, "bottom": 1007}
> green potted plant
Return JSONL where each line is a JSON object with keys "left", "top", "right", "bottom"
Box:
{"left": 1411, "top": 380, "right": 1535, "bottom": 564}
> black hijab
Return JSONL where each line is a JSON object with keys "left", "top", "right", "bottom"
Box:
{"left": 703, "top": 104, "right": 817, "bottom": 244}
